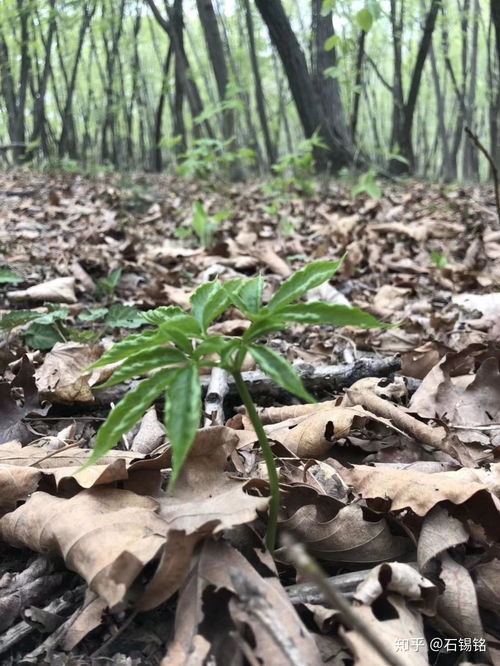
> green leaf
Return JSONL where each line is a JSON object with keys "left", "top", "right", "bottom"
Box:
{"left": 193, "top": 335, "right": 230, "bottom": 360}
{"left": 159, "top": 325, "right": 193, "bottom": 354}
{"left": 190, "top": 281, "right": 229, "bottom": 332}
{"left": 98, "top": 346, "right": 187, "bottom": 388}
{"left": 248, "top": 344, "right": 315, "bottom": 403}
{"left": 141, "top": 306, "right": 186, "bottom": 325}
{"left": 90, "top": 329, "right": 167, "bottom": 368}
{"left": 321, "top": 0, "right": 335, "bottom": 16}
{"left": 105, "top": 304, "right": 144, "bottom": 329}
{"left": 266, "top": 260, "right": 343, "bottom": 311}
{"left": 244, "top": 317, "right": 289, "bottom": 342}
{"left": 0, "top": 269, "right": 23, "bottom": 284}
{"left": 32, "top": 308, "right": 70, "bottom": 325}
{"left": 324, "top": 35, "right": 341, "bottom": 51}
{"left": 80, "top": 369, "right": 174, "bottom": 470}
{"left": 274, "top": 302, "right": 390, "bottom": 328}
{"left": 233, "top": 276, "right": 264, "bottom": 315}
{"left": 78, "top": 308, "right": 109, "bottom": 322}
{"left": 166, "top": 364, "right": 202, "bottom": 489}
{"left": 324, "top": 66, "right": 341, "bottom": 79}
{"left": 158, "top": 314, "right": 201, "bottom": 338}
{"left": 0, "top": 310, "right": 44, "bottom": 330}
{"left": 356, "top": 7, "right": 374, "bottom": 32}
{"left": 25, "top": 323, "right": 64, "bottom": 350}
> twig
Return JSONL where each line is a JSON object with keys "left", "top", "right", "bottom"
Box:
{"left": 204, "top": 366, "right": 229, "bottom": 426}
{"left": 90, "top": 610, "right": 138, "bottom": 658}
{"left": 465, "top": 126, "right": 500, "bottom": 228}
{"left": 0, "top": 586, "right": 84, "bottom": 656}
{"left": 28, "top": 439, "right": 84, "bottom": 467}
{"left": 283, "top": 535, "right": 408, "bottom": 666}
{"left": 93, "top": 356, "right": 401, "bottom": 408}
{"left": 345, "top": 388, "right": 475, "bottom": 466}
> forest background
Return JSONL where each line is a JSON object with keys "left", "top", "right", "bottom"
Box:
{"left": 0, "top": 0, "right": 499, "bottom": 184}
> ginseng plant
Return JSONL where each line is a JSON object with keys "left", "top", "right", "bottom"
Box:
{"left": 83, "top": 261, "right": 387, "bottom": 550}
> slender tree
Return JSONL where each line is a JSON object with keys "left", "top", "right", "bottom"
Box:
{"left": 254, "top": 0, "right": 353, "bottom": 171}
{"left": 389, "top": 0, "right": 441, "bottom": 173}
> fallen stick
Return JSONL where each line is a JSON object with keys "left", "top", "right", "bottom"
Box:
{"left": 204, "top": 367, "right": 230, "bottom": 426}
{"left": 92, "top": 356, "right": 401, "bottom": 408}
{"left": 345, "top": 388, "right": 476, "bottom": 466}
{"left": 283, "top": 536, "right": 408, "bottom": 666}
{"left": 286, "top": 562, "right": 418, "bottom": 606}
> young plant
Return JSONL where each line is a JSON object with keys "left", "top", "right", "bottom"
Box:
{"left": 0, "top": 304, "right": 144, "bottom": 350}
{"left": 351, "top": 170, "right": 382, "bottom": 199}
{"left": 176, "top": 202, "right": 231, "bottom": 248}
{"left": 263, "top": 133, "right": 327, "bottom": 197}
{"left": 95, "top": 268, "right": 122, "bottom": 303}
{"left": 84, "top": 261, "right": 388, "bottom": 550}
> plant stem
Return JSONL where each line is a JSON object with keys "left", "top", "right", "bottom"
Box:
{"left": 232, "top": 370, "right": 280, "bottom": 552}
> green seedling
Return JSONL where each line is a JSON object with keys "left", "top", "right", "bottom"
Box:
{"left": 95, "top": 268, "right": 122, "bottom": 302}
{"left": 430, "top": 250, "right": 448, "bottom": 269}
{"left": 177, "top": 202, "right": 231, "bottom": 248}
{"left": 84, "top": 261, "right": 389, "bottom": 550}
{"left": 351, "top": 170, "right": 382, "bottom": 199}
{"left": 0, "top": 303, "right": 144, "bottom": 350}
{"left": 0, "top": 268, "right": 23, "bottom": 285}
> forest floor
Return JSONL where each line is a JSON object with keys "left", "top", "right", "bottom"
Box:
{"left": 0, "top": 170, "right": 499, "bottom": 665}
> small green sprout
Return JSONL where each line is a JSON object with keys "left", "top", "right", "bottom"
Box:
{"left": 83, "top": 260, "right": 389, "bottom": 550}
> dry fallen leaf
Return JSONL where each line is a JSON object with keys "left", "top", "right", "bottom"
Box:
{"left": 8, "top": 277, "right": 77, "bottom": 303}
{"left": 35, "top": 342, "right": 110, "bottom": 403}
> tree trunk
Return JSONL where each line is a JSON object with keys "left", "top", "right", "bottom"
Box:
{"left": 0, "top": 0, "right": 32, "bottom": 163}
{"left": 243, "top": 0, "right": 276, "bottom": 165}
{"left": 255, "top": 0, "right": 352, "bottom": 172}
{"left": 351, "top": 30, "right": 366, "bottom": 142}
{"left": 28, "top": 0, "right": 57, "bottom": 160}
{"left": 389, "top": 0, "right": 440, "bottom": 174}
{"left": 58, "top": 1, "right": 96, "bottom": 158}
{"left": 145, "top": 0, "right": 214, "bottom": 139}
{"left": 311, "top": 0, "right": 352, "bottom": 158}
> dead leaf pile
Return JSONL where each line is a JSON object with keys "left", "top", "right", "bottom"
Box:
{"left": 0, "top": 172, "right": 499, "bottom": 664}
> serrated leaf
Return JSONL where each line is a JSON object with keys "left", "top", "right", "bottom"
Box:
{"left": 190, "top": 281, "right": 229, "bottom": 332}
{"left": 141, "top": 306, "right": 186, "bottom": 325}
{"left": 105, "top": 304, "right": 144, "bottom": 329}
{"left": 267, "top": 260, "right": 343, "bottom": 311}
{"left": 274, "top": 302, "right": 389, "bottom": 328}
{"left": 248, "top": 344, "right": 315, "bottom": 403}
{"left": 25, "top": 323, "right": 64, "bottom": 350}
{"left": 0, "top": 269, "right": 23, "bottom": 284}
{"left": 166, "top": 364, "right": 202, "bottom": 489}
{"left": 89, "top": 329, "right": 167, "bottom": 369}
{"left": 32, "top": 308, "right": 69, "bottom": 325}
{"left": 244, "top": 316, "right": 289, "bottom": 342}
{"left": 356, "top": 7, "right": 373, "bottom": 32}
{"left": 98, "top": 346, "right": 187, "bottom": 388}
{"left": 0, "top": 310, "right": 44, "bottom": 329}
{"left": 194, "top": 335, "right": 230, "bottom": 360}
{"left": 78, "top": 308, "right": 109, "bottom": 322}
{"left": 158, "top": 314, "right": 201, "bottom": 338}
{"left": 234, "top": 276, "right": 264, "bottom": 315}
{"left": 79, "top": 369, "right": 175, "bottom": 470}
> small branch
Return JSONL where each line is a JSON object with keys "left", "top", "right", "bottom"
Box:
{"left": 286, "top": 563, "right": 417, "bottom": 606}
{"left": 204, "top": 367, "right": 229, "bottom": 426}
{"left": 465, "top": 126, "right": 500, "bottom": 228}
{"left": 283, "top": 536, "right": 408, "bottom": 666}
{"left": 93, "top": 356, "right": 401, "bottom": 408}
